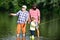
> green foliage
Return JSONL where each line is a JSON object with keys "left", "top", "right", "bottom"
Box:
{"left": 0, "top": 0, "right": 59, "bottom": 12}
{"left": 0, "top": 0, "right": 36, "bottom": 12}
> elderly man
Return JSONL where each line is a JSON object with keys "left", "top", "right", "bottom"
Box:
{"left": 10, "top": 5, "right": 29, "bottom": 40}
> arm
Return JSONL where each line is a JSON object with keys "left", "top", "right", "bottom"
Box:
{"left": 10, "top": 10, "right": 20, "bottom": 16}
{"left": 28, "top": 10, "right": 31, "bottom": 24}
{"left": 10, "top": 13, "right": 16, "bottom": 16}
{"left": 28, "top": 14, "right": 31, "bottom": 24}
{"left": 37, "top": 9, "right": 40, "bottom": 24}
{"left": 38, "top": 16, "right": 40, "bottom": 24}
{"left": 25, "top": 12, "right": 29, "bottom": 23}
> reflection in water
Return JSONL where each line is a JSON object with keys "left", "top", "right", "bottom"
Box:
{"left": 35, "top": 37, "right": 40, "bottom": 40}
{"left": 0, "top": 36, "right": 57, "bottom": 40}
{"left": 30, "top": 37, "right": 40, "bottom": 40}
{"left": 22, "top": 37, "right": 26, "bottom": 40}
{"left": 16, "top": 37, "right": 20, "bottom": 40}
{"left": 16, "top": 37, "right": 26, "bottom": 40}
{"left": 16, "top": 37, "right": 40, "bottom": 40}
{"left": 36, "top": 38, "right": 39, "bottom": 40}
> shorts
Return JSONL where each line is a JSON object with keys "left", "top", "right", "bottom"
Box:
{"left": 16, "top": 24, "right": 26, "bottom": 34}
{"left": 35, "top": 22, "right": 39, "bottom": 29}
{"left": 30, "top": 30, "right": 35, "bottom": 35}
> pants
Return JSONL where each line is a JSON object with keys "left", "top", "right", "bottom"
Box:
{"left": 30, "top": 30, "right": 35, "bottom": 35}
{"left": 16, "top": 24, "right": 26, "bottom": 34}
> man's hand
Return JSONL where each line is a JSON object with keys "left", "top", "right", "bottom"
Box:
{"left": 10, "top": 13, "right": 14, "bottom": 15}
{"left": 27, "top": 18, "right": 31, "bottom": 24}
{"left": 38, "top": 16, "right": 40, "bottom": 24}
{"left": 38, "top": 20, "right": 40, "bottom": 24}
{"left": 28, "top": 22, "right": 30, "bottom": 24}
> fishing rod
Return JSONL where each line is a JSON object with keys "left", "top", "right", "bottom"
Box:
{"left": 40, "top": 18, "right": 60, "bottom": 25}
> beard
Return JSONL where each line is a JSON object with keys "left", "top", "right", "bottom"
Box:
{"left": 32, "top": 8, "right": 37, "bottom": 10}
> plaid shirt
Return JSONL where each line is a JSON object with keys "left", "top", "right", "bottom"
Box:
{"left": 16, "top": 10, "right": 29, "bottom": 24}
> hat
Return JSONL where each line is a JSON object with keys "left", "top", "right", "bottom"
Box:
{"left": 22, "top": 5, "right": 27, "bottom": 9}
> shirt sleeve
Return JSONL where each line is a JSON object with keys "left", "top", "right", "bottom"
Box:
{"left": 37, "top": 9, "right": 40, "bottom": 17}
{"left": 16, "top": 10, "right": 20, "bottom": 16}
{"left": 29, "top": 9, "right": 31, "bottom": 15}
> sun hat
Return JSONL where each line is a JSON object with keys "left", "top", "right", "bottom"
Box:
{"left": 22, "top": 5, "right": 27, "bottom": 9}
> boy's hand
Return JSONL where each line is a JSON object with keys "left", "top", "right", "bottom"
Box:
{"left": 28, "top": 18, "right": 31, "bottom": 24}
{"left": 28, "top": 22, "right": 30, "bottom": 24}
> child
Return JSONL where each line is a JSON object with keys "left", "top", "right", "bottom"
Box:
{"left": 10, "top": 5, "right": 29, "bottom": 39}
{"left": 30, "top": 17, "right": 36, "bottom": 39}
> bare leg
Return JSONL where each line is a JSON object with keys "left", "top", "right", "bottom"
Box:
{"left": 37, "top": 29, "right": 39, "bottom": 37}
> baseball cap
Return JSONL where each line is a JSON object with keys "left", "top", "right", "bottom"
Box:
{"left": 22, "top": 5, "right": 27, "bottom": 9}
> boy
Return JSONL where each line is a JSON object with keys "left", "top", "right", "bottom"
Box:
{"left": 30, "top": 17, "right": 36, "bottom": 40}
{"left": 10, "top": 5, "right": 29, "bottom": 39}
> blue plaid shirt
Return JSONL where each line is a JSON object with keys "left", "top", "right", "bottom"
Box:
{"left": 16, "top": 10, "right": 29, "bottom": 24}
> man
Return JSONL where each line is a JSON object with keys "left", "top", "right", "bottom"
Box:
{"left": 10, "top": 5, "right": 29, "bottom": 40}
{"left": 29, "top": 4, "right": 40, "bottom": 37}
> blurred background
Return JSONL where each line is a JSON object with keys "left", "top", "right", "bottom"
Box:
{"left": 0, "top": 0, "right": 60, "bottom": 40}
